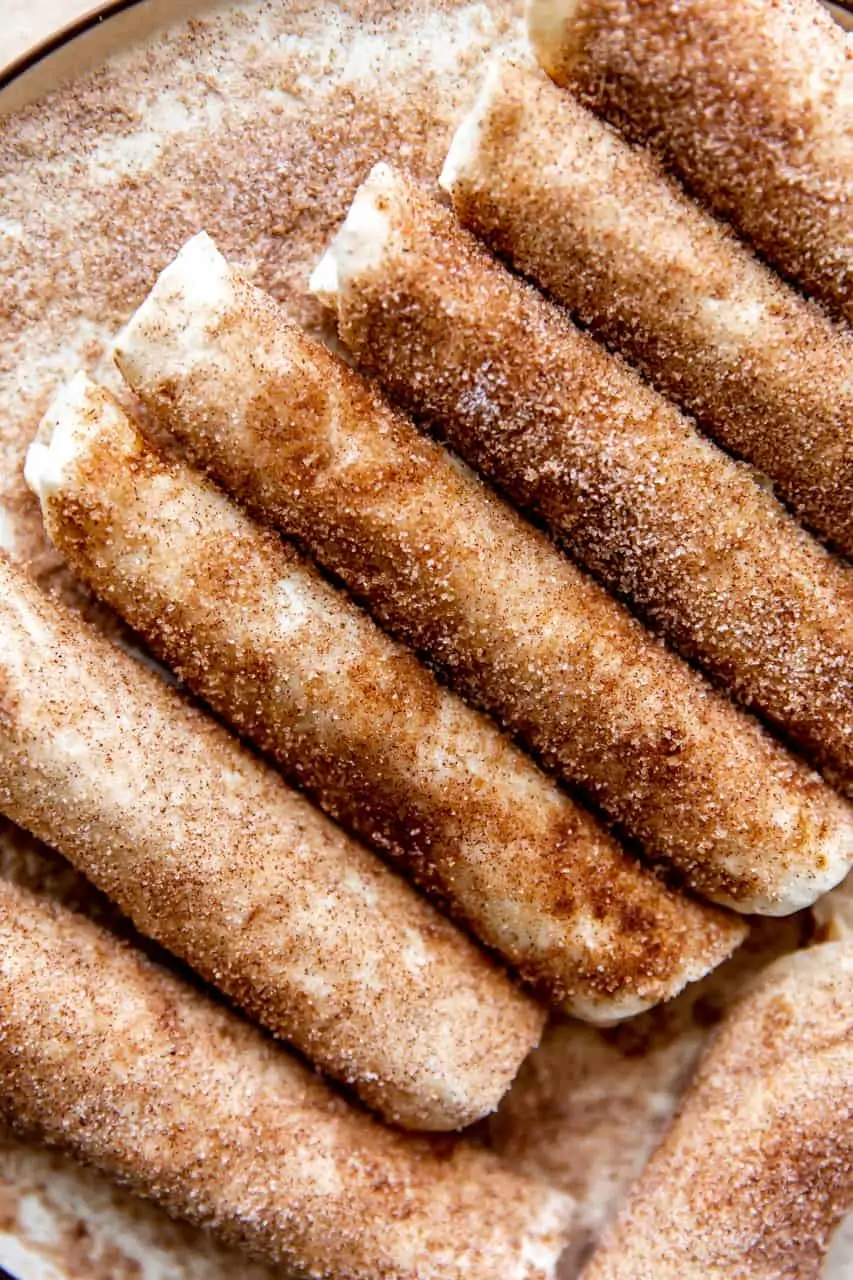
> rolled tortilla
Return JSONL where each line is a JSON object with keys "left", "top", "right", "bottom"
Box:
{"left": 27, "top": 375, "right": 743, "bottom": 1017}
{"left": 490, "top": 915, "right": 809, "bottom": 1275}
{"left": 0, "top": 551, "right": 542, "bottom": 1130}
{"left": 0, "top": 1130, "right": 281, "bottom": 1280}
{"left": 526, "top": 0, "right": 853, "bottom": 326}
{"left": 112, "top": 233, "right": 853, "bottom": 915}
{"left": 312, "top": 166, "right": 853, "bottom": 797}
{"left": 0, "top": 878, "right": 576, "bottom": 1280}
{"left": 580, "top": 941, "right": 853, "bottom": 1279}
{"left": 441, "top": 60, "right": 853, "bottom": 559}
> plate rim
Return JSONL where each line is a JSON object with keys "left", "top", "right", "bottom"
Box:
{"left": 0, "top": 0, "right": 144, "bottom": 90}
{"left": 3, "top": 0, "right": 851, "bottom": 93}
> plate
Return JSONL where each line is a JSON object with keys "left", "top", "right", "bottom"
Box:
{"left": 0, "top": 3, "right": 851, "bottom": 1277}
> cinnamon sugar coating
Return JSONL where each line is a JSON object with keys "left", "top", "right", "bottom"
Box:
{"left": 580, "top": 940, "right": 853, "bottom": 1279}
{"left": 115, "top": 233, "right": 853, "bottom": 913}
{"left": 527, "top": 0, "right": 853, "bottom": 325}
{"left": 320, "top": 166, "right": 853, "bottom": 799}
{"left": 442, "top": 60, "right": 853, "bottom": 559}
{"left": 491, "top": 914, "right": 809, "bottom": 1275}
{"left": 0, "top": 552, "right": 541, "bottom": 1130}
{"left": 30, "top": 375, "right": 742, "bottom": 1018}
{"left": 0, "top": 0, "right": 848, "bottom": 1268}
{"left": 116, "top": 231, "right": 853, "bottom": 913}
{"left": 0, "top": 1130, "right": 282, "bottom": 1280}
{"left": 0, "top": 879, "right": 575, "bottom": 1280}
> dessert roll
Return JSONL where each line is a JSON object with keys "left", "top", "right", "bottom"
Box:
{"left": 0, "top": 879, "right": 576, "bottom": 1280}
{"left": 0, "top": 551, "right": 541, "bottom": 1130}
{"left": 112, "top": 234, "right": 853, "bottom": 915}
{"left": 28, "top": 375, "right": 744, "bottom": 1018}
{"left": 313, "top": 166, "right": 853, "bottom": 797}
{"left": 441, "top": 60, "right": 853, "bottom": 559}
{"left": 580, "top": 940, "right": 853, "bottom": 1279}
{"left": 490, "top": 915, "right": 809, "bottom": 1275}
{"left": 527, "top": 0, "right": 853, "bottom": 325}
{"left": 0, "top": 1132, "right": 281, "bottom": 1280}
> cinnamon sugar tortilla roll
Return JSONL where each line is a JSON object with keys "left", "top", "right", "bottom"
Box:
{"left": 314, "top": 166, "right": 853, "bottom": 795}
{"left": 581, "top": 940, "right": 853, "bottom": 1279}
{"left": 27, "top": 376, "right": 743, "bottom": 1018}
{"left": 0, "top": 880, "right": 576, "bottom": 1280}
{"left": 441, "top": 61, "right": 853, "bottom": 559}
{"left": 490, "top": 915, "right": 808, "bottom": 1276}
{"left": 0, "top": 552, "right": 540, "bottom": 1130}
{"left": 114, "top": 236, "right": 852, "bottom": 915}
{"left": 527, "top": 0, "right": 853, "bottom": 326}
